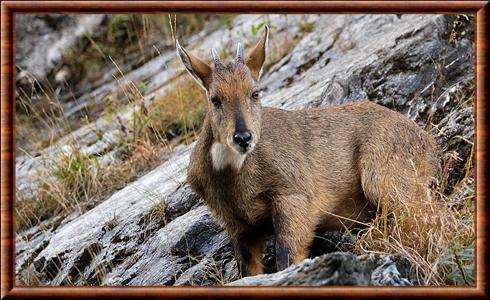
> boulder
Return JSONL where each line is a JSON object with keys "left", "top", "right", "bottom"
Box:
{"left": 229, "top": 252, "right": 412, "bottom": 286}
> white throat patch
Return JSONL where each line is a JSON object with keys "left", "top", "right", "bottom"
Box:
{"left": 211, "top": 143, "right": 246, "bottom": 171}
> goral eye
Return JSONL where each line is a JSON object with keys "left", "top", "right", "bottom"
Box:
{"left": 210, "top": 97, "right": 222, "bottom": 108}
{"left": 251, "top": 91, "right": 260, "bottom": 100}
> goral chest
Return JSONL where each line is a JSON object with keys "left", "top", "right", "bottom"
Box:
{"left": 205, "top": 169, "right": 270, "bottom": 224}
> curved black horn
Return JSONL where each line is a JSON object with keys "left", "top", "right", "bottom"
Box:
{"left": 211, "top": 48, "right": 224, "bottom": 68}
{"left": 236, "top": 43, "right": 244, "bottom": 63}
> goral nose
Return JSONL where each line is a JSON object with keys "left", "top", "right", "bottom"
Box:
{"left": 233, "top": 131, "right": 252, "bottom": 151}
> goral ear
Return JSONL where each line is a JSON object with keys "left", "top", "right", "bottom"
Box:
{"left": 176, "top": 40, "right": 212, "bottom": 90}
{"left": 245, "top": 25, "right": 269, "bottom": 81}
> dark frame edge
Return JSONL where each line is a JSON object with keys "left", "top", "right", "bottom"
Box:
{"left": 1, "top": 1, "right": 489, "bottom": 299}
{"left": 476, "top": 1, "right": 489, "bottom": 297}
{"left": 1, "top": 1, "right": 14, "bottom": 299}
{"left": 3, "top": 1, "right": 489, "bottom": 14}
{"left": 4, "top": 286, "right": 489, "bottom": 299}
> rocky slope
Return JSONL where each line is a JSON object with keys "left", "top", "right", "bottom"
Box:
{"left": 15, "top": 14, "right": 474, "bottom": 286}
{"left": 16, "top": 15, "right": 105, "bottom": 85}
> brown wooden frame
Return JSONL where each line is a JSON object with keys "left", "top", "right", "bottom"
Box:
{"left": 1, "top": 1, "right": 488, "bottom": 299}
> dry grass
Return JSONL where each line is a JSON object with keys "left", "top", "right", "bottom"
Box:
{"left": 354, "top": 140, "right": 474, "bottom": 286}
{"left": 15, "top": 141, "right": 167, "bottom": 233}
{"left": 145, "top": 78, "right": 207, "bottom": 143}
{"left": 16, "top": 13, "right": 222, "bottom": 285}
{"left": 355, "top": 185, "right": 474, "bottom": 285}
{"left": 16, "top": 14, "right": 218, "bottom": 154}
{"left": 353, "top": 71, "right": 476, "bottom": 286}
{"left": 16, "top": 75, "right": 208, "bottom": 233}
{"left": 100, "top": 141, "right": 166, "bottom": 195}
{"left": 15, "top": 13, "right": 210, "bottom": 233}
{"left": 15, "top": 68, "right": 75, "bottom": 155}
{"left": 15, "top": 194, "right": 63, "bottom": 233}
{"left": 16, "top": 148, "right": 102, "bottom": 231}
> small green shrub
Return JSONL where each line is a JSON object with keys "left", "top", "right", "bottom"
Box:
{"left": 250, "top": 22, "right": 265, "bottom": 37}
{"left": 145, "top": 78, "right": 207, "bottom": 142}
{"left": 52, "top": 149, "right": 103, "bottom": 203}
{"left": 443, "top": 240, "right": 475, "bottom": 285}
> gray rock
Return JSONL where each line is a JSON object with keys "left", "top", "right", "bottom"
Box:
{"left": 229, "top": 252, "right": 412, "bottom": 286}
{"left": 112, "top": 206, "right": 237, "bottom": 286}
{"left": 165, "top": 185, "right": 201, "bottom": 222}
{"left": 27, "top": 145, "right": 191, "bottom": 285}
{"left": 16, "top": 15, "right": 105, "bottom": 83}
{"left": 371, "top": 255, "right": 413, "bottom": 286}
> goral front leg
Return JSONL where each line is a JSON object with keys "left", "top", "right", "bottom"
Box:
{"left": 273, "top": 194, "right": 317, "bottom": 271}
{"left": 232, "top": 232, "right": 267, "bottom": 277}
